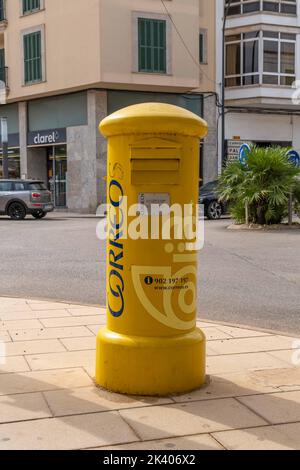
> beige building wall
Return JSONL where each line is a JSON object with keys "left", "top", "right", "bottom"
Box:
{"left": 2, "top": 0, "right": 215, "bottom": 102}
{"left": 198, "top": 0, "right": 216, "bottom": 92}
{"left": 99, "top": 0, "right": 200, "bottom": 91}
{"left": 4, "top": 0, "right": 101, "bottom": 101}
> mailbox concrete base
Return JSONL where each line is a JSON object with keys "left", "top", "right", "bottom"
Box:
{"left": 95, "top": 328, "right": 206, "bottom": 396}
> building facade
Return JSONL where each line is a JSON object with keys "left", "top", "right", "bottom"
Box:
{"left": 0, "top": 0, "right": 218, "bottom": 213}
{"left": 217, "top": 0, "right": 300, "bottom": 164}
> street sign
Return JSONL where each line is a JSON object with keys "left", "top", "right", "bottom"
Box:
{"left": 239, "top": 143, "right": 251, "bottom": 166}
{"left": 227, "top": 140, "right": 252, "bottom": 163}
{"left": 287, "top": 150, "right": 300, "bottom": 168}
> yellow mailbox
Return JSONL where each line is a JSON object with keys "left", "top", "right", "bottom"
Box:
{"left": 96, "top": 103, "right": 208, "bottom": 396}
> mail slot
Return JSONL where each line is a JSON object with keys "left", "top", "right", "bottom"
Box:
{"left": 131, "top": 158, "right": 180, "bottom": 185}
{"left": 96, "top": 103, "right": 208, "bottom": 396}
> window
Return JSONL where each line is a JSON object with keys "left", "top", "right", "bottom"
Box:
{"left": 0, "top": 48, "right": 6, "bottom": 85}
{"left": 225, "top": 0, "right": 297, "bottom": 16}
{"left": 23, "top": 30, "right": 43, "bottom": 84}
{"left": 199, "top": 30, "right": 208, "bottom": 64}
{"left": 225, "top": 31, "right": 296, "bottom": 87}
{"left": 0, "top": 0, "right": 6, "bottom": 21}
{"left": 138, "top": 18, "right": 167, "bottom": 73}
{"left": 28, "top": 182, "right": 47, "bottom": 190}
{"left": 0, "top": 182, "right": 13, "bottom": 192}
{"left": 22, "top": 0, "right": 41, "bottom": 15}
{"left": 14, "top": 183, "right": 26, "bottom": 191}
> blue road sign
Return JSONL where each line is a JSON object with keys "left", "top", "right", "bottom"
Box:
{"left": 287, "top": 150, "right": 300, "bottom": 168}
{"left": 239, "top": 144, "right": 251, "bottom": 166}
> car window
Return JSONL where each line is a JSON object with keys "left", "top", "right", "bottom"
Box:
{"left": 28, "top": 183, "right": 47, "bottom": 191}
{"left": 14, "top": 183, "right": 26, "bottom": 191}
{"left": 0, "top": 182, "right": 13, "bottom": 192}
{"left": 202, "top": 181, "right": 218, "bottom": 192}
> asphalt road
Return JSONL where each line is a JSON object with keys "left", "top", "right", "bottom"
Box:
{"left": 0, "top": 214, "right": 299, "bottom": 334}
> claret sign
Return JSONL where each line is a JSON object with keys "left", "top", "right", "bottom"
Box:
{"left": 28, "top": 128, "right": 67, "bottom": 146}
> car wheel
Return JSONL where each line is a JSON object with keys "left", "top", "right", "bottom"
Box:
{"left": 207, "top": 201, "right": 222, "bottom": 220}
{"left": 8, "top": 202, "right": 27, "bottom": 221}
{"left": 32, "top": 211, "right": 47, "bottom": 220}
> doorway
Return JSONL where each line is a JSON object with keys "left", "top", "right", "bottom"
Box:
{"left": 47, "top": 146, "right": 67, "bottom": 208}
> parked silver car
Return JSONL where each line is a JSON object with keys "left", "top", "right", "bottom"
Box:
{"left": 0, "top": 180, "right": 54, "bottom": 220}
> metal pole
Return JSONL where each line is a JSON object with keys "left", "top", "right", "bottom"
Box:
{"left": 245, "top": 201, "right": 249, "bottom": 226}
{"left": 1, "top": 117, "right": 9, "bottom": 179}
{"left": 221, "top": 0, "right": 233, "bottom": 165}
{"left": 288, "top": 192, "right": 293, "bottom": 226}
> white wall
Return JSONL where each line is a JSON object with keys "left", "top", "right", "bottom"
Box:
{"left": 226, "top": 112, "right": 300, "bottom": 153}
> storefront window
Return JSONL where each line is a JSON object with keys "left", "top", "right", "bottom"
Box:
{"left": 0, "top": 148, "right": 20, "bottom": 178}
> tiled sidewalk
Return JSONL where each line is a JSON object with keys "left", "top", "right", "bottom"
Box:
{"left": 1, "top": 297, "right": 300, "bottom": 450}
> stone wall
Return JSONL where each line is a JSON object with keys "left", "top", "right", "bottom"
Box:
{"left": 202, "top": 94, "right": 218, "bottom": 184}
{"left": 66, "top": 90, "right": 107, "bottom": 213}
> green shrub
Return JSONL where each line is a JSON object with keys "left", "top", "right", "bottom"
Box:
{"left": 218, "top": 146, "right": 300, "bottom": 225}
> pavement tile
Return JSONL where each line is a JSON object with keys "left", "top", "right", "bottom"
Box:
{"left": 206, "top": 345, "right": 219, "bottom": 356}
{"left": 0, "top": 356, "right": 30, "bottom": 374}
{"left": 0, "top": 412, "right": 138, "bottom": 450}
{"left": 0, "top": 368, "right": 93, "bottom": 396}
{"left": 197, "top": 322, "right": 220, "bottom": 328}
{"left": 0, "top": 310, "right": 72, "bottom": 321}
{"left": 200, "top": 327, "right": 232, "bottom": 341}
{"left": 0, "top": 305, "right": 33, "bottom": 314}
{"left": 209, "top": 336, "right": 297, "bottom": 355}
{"left": 0, "top": 319, "right": 42, "bottom": 331}
{"left": 26, "top": 350, "right": 96, "bottom": 371}
{"left": 60, "top": 337, "right": 96, "bottom": 352}
{"left": 173, "top": 373, "right": 278, "bottom": 403}
{"left": 0, "top": 332, "right": 11, "bottom": 343}
{"left": 213, "top": 423, "right": 300, "bottom": 450}
{"left": 9, "top": 326, "right": 94, "bottom": 342}
{"left": 119, "top": 398, "right": 267, "bottom": 441}
{"left": 267, "top": 349, "right": 295, "bottom": 367}
{"left": 0, "top": 298, "right": 29, "bottom": 305}
{"left": 68, "top": 307, "right": 106, "bottom": 317}
{"left": 216, "top": 325, "right": 272, "bottom": 339}
{"left": 238, "top": 391, "right": 300, "bottom": 425}
{"left": 99, "top": 434, "right": 224, "bottom": 451}
{"left": 87, "top": 325, "right": 104, "bottom": 335}
{"left": 4, "top": 340, "right": 66, "bottom": 357}
{"left": 249, "top": 367, "right": 300, "bottom": 392}
{"left": 44, "top": 386, "right": 173, "bottom": 417}
{"left": 29, "top": 302, "right": 72, "bottom": 311}
{"left": 0, "top": 392, "right": 52, "bottom": 424}
{"left": 40, "top": 316, "right": 106, "bottom": 328}
{"left": 207, "top": 352, "right": 292, "bottom": 375}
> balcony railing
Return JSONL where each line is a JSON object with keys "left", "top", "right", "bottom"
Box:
{"left": 0, "top": 67, "right": 8, "bottom": 87}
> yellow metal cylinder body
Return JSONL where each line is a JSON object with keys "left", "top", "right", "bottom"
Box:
{"left": 96, "top": 103, "right": 208, "bottom": 396}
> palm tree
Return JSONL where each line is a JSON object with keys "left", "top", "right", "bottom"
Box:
{"left": 218, "top": 146, "right": 300, "bottom": 225}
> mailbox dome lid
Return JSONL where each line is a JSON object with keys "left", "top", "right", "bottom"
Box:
{"left": 100, "top": 103, "right": 208, "bottom": 138}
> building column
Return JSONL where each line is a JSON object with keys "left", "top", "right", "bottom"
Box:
{"left": 67, "top": 90, "right": 108, "bottom": 213}
{"left": 88, "top": 89, "right": 108, "bottom": 207}
{"left": 203, "top": 94, "right": 218, "bottom": 183}
{"left": 19, "top": 101, "right": 28, "bottom": 178}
